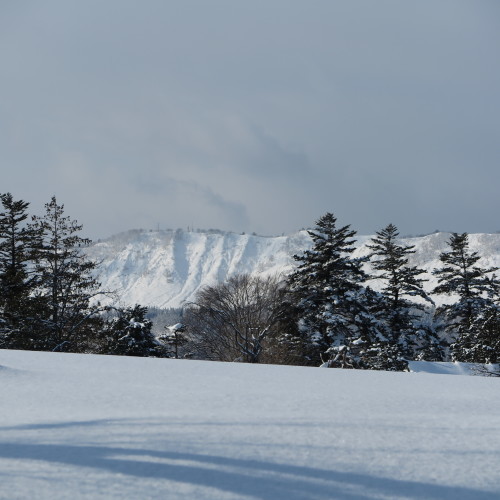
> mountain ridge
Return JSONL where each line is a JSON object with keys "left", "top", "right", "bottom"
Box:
{"left": 86, "top": 228, "right": 500, "bottom": 309}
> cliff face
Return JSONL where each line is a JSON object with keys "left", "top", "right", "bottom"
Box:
{"left": 86, "top": 229, "right": 500, "bottom": 309}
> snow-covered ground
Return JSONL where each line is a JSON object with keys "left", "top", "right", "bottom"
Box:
{"left": 1, "top": 350, "right": 499, "bottom": 499}
{"left": 86, "top": 229, "right": 500, "bottom": 309}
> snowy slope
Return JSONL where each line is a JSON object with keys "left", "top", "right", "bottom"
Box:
{"left": 1, "top": 349, "right": 499, "bottom": 499}
{"left": 87, "top": 229, "right": 311, "bottom": 308}
{"left": 86, "top": 229, "right": 500, "bottom": 309}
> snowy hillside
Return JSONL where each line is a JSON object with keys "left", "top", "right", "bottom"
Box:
{"left": 1, "top": 349, "right": 500, "bottom": 499}
{"left": 87, "top": 229, "right": 311, "bottom": 308}
{"left": 86, "top": 229, "right": 500, "bottom": 309}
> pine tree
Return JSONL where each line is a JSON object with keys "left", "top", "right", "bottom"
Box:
{"left": 0, "top": 193, "right": 40, "bottom": 347}
{"left": 465, "top": 306, "right": 500, "bottom": 364}
{"left": 0, "top": 194, "right": 36, "bottom": 315}
{"left": 287, "top": 213, "right": 384, "bottom": 368}
{"left": 432, "top": 232, "right": 499, "bottom": 362}
{"left": 367, "top": 224, "right": 443, "bottom": 361}
{"left": 30, "top": 196, "right": 103, "bottom": 351}
{"left": 269, "top": 298, "right": 314, "bottom": 366}
{"left": 102, "top": 305, "right": 167, "bottom": 357}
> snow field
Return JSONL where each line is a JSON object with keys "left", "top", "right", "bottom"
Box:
{"left": 1, "top": 350, "right": 500, "bottom": 499}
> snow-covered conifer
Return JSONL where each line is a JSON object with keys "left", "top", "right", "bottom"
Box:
{"left": 433, "top": 232, "right": 500, "bottom": 362}
{"left": 0, "top": 193, "right": 41, "bottom": 347}
{"left": 102, "top": 305, "right": 167, "bottom": 357}
{"left": 30, "top": 196, "right": 104, "bottom": 351}
{"left": 287, "top": 213, "right": 388, "bottom": 369}
{"left": 367, "top": 224, "right": 443, "bottom": 361}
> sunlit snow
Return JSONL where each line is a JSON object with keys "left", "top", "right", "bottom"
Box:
{"left": 86, "top": 229, "right": 500, "bottom": 309}
{"left": 1, "top": 350, "right": 499, "bottom": 499}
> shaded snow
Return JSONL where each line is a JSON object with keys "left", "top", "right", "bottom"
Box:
{"left": 408, "top": 360, "right": 479, "bottom": 376}
{"left": 1, "top": 350, "right": 500, "bottom": 499}
{"left": 86, "top": 229, "right": 500, "bottom": 309}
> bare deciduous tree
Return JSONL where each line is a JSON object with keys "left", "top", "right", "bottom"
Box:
{"left": 185, "top": 274, "right": 291, "bottom": 364}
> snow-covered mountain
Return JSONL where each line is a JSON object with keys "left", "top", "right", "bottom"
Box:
{"left": 87, "top": 229, "right": 311, "bottom": 308}
{"left": 86, "top": 229, "right": 500, "bottom": 309}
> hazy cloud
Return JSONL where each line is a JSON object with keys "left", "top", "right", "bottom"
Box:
{"left": 1, "top": 0, "right": 499, "bottom": 238}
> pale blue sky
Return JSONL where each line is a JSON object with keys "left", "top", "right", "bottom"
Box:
{"left": 1, "top": 0, "right": 499, "bottom": 238}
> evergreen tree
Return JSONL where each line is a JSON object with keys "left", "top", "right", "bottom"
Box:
{"left": 432, "top": 232, "right": 499, "bottom": 362}
{"left": 464, "top": 306, "right": 500, "bottom": 364}
{"left": 30, "top": 196, "right": 103, "bottom": 351}
{"left": 287, "top": 213, "right": 385, "bottom": 369}
{"left": 0, "top": 194, "right": 37, "bottom": 316}
{"left": 102, "top": 305, "right": 168, "bottom": 357}
{"left": 269, "top": 298, "right": 314, "bottom": 366}
{"left": 367, "top": 224, "right": 443, "bottom": 361}
{"left": 0, "top": 193, "right": 40, "bottom": 347}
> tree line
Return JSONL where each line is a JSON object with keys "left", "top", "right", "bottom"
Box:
{"left": 185, "top": 213, "right": 500, "bottom": 372}
{"left": 0, "top": 193, "right": 168, "bottom": 356}
{"left": 1, "top": 194, "right": 499, "bottom": 372}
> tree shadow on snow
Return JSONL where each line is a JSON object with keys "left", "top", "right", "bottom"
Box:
{"left": 0, "top": 439, "right": 496, "bottom": 500}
